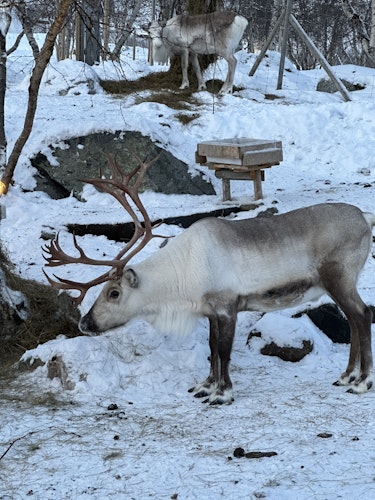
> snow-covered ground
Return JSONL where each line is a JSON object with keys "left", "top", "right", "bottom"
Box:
{"left": 1, "top": 29, "right": 375, "bottom": 499}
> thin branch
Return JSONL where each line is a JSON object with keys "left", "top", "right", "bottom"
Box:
{"left": 0, "top": 428, "right": 82, "bottom": 461}
{"left": 6, "top": 30, "right": 24, "bottom": 56}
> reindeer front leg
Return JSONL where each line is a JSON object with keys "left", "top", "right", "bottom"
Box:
{"left": 189, "top": 311, "right": 236, "bottom": 405}
{"left": 190, "top": 52, "right": 206, "bottom": 91}
{"left": 179, "top": 50, "right": 190, "bottom": 89}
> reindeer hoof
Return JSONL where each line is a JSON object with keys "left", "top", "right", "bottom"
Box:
{"left": 194, "top": 390, "right": 210, "bottom": 398}
{"left": 209, "top": 398, "right": 225, "bottom": 406}
{"left": 207, "top": 396, "right": 234, "bottom": 406}
{"left": 203, "top": 389, "right": 234, "bottom": 405}
{"left": 202, "top": 396, "right": 225, "bottom": 405}
{"left": 346, "top": 377, "right": 373, "bottom": 394}
{"left": 346, "top": 388, "right": 357, "bottom": 394}
{"left": 218, "top": 87, "right": 233, "bottom": 95}
{"left": 333, "top": 368, "right": 361, "bottom": 387}
{"left": 189, "top": 381, "right": 216, "bottom": 397}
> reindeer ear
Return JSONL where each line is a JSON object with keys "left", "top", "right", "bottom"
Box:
{"left": 124, "top": 268, "right": 138, "bottom": 288}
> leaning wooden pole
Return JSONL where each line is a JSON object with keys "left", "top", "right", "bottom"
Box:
{"left": 290, "top": 14, "right": 351, "bottom": 102}
{"left": 249, "top": 9, "right": 286, "bottom": 76}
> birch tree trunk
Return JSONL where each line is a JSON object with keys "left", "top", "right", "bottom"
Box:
{"left": 102, "top": 0, "right": 110, "bottom": 60}
{"left": 270, "top": 0, "right": 284, "bottom": 49}
{"left": 370, "top": 0, "right": 375, "bottom": 60}
{"left": 0, "top": 0, "right": 72, "bottom": 195}
{"left": 111, "top": 0, "right": 143, "bottom": 61}
{"left": 0, "top": 2, "right": 11, "bottom": 186}
{"left": 15, "top": 0, "right": 40, "bottom": 61}
{"left": 341, "top": 0, "right": 375, "bottom": 67}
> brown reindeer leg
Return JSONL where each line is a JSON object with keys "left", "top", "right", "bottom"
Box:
{"left": 335, "top": 294, "right": 373, "bottom": 394}
{"left": 189, "top": 310, "right": 237, "bottom": 404}
{"left": 206, "top": 313, "right": 236, "bottom": 405}
{"left": 188, "top": 316, "right": 219, "bottom": 398}
{"left": 322, "top": 266, "right": 373, "bottom": 393}
{"left": 190, "top": 52, "right": 206, "bottom": 91}
{"left": 347, "top": 306, "right": 373, "bottom": 394}
{"left": 189, "top": 296, "right": 237, "bottom": 404}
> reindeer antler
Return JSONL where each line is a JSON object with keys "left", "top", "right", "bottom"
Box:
{"left": 43, "top": 152, "right": 163, "bottom": 305}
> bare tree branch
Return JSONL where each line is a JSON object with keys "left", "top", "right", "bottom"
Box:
{"left": 6, "top": 30, "right": 24, "bottom": 56}
{"left": 341, "top": 0, "right": 375, "bottom": 66}
{"left": 15, "top": 0, "right": 40, "bottom": 61}
{"left": 0, "top": 0, "right": 72, "bottom": 195}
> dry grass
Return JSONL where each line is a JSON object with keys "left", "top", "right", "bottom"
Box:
{"left": 100, "top": 70, "right": 182, "bottom": 94}
{"left": 0, "top": 245, "right": 80, "bottom": 368}
{"left": 100, "top": 70, "right": 244, "bottom": 126}
{"left": 100, "top": 70, "right": 242, "bottom": 100}
{"left": 99, "top": 63, "right": 243, "bottom": 98}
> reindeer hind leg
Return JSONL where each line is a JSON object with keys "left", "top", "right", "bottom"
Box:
{"left": 190, "top": 52, "right": 206, "bottom": 91}
{"left": 334, "top": 300, "right": 373, "bottom": 394}
{"left": 322, "top": 265, "right": 373, "bottom": 393}
{"left": 219, "top": 54, "right": 237, "bottom": 94}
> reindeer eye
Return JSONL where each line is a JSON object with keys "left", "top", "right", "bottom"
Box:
{"left": 108, "top": 288, "right": 120, "bottom": 301}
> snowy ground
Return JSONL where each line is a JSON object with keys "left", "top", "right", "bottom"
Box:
{"left": 1, "top": 29, "right": 375, "bottom": 499}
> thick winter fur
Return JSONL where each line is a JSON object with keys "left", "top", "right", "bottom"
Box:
{"left": 148, "top": 12, "right": 248, "bottom": 94}
{"left": 79, "top": 203, "right": 375, "bottom": 403}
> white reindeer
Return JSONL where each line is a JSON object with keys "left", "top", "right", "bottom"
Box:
{"left": 148, "top": 11, "right": 248, "bottom": 94}
{"left": 44, "top": 158, "right": 374, "bottom": 405}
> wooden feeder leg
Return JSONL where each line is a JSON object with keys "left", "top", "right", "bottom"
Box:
{"left": 222, "top": 178, "right": 231, "bottom": 201}
{"left": 253, "top": 170, "right": 263, "bottom": 200}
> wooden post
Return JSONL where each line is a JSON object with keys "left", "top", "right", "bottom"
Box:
{"left": 277, "top": 0, "right": 293, "bottom": 90}
{"left": 253, "top": 170, "right": 263, "bottom": 200}
{"left": 222, "top": 178, "right": 231, "bottom": 201}
{"left": 75, "top": 10, "right": 84, "bottom": 62}
{"left": 102, "top": 0, "right": 110, "bottom": 60}
{"left": 214, "top": 168, "right": 267, "bottom": 201}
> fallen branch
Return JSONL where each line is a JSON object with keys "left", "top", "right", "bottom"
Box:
{"left": 0, "top": 427, "right": 82, "bottom": 461}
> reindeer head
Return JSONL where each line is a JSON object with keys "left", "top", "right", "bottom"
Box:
{"left": 43, "top": 152, "right": 165, "bottom": 333}
{"left": 77, "top": 268, "right": 143, "bottom": 334}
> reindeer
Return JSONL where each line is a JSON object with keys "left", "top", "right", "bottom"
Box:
{"left": 44, "top": 156, "right": 374, "bottom": 405}
{"left": 148, "top": 12, "right": 248, "bottom": 94}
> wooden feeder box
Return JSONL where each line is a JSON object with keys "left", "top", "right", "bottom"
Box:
{"left": 196, "top": 138, "right": 283, "bottom": 201}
